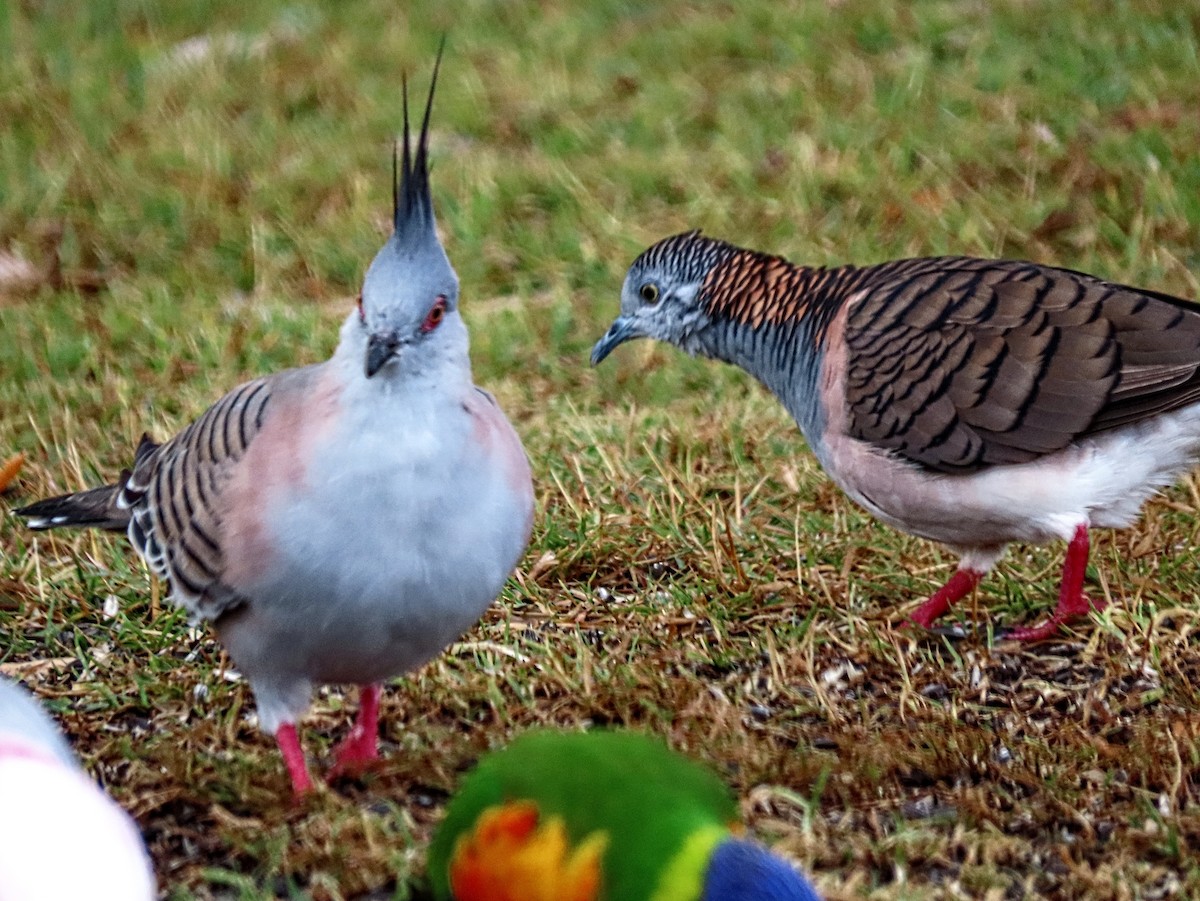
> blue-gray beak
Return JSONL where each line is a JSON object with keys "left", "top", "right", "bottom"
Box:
{"left": 365, "top": 330, "right": 404, "bottom": 378}
{"left": 590, "top": 316, "right": 638, "bottom": 366}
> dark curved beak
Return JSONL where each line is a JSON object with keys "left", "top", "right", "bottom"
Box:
{"left": 365, "top": 331, "right": 404, "bottom": 378}
{"left": 590, "top": 316, "right": 638, "bottom": 366}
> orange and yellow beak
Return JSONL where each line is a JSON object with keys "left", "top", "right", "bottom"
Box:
{"left": 448, "top": 801, "right": 609, "bottom": 901}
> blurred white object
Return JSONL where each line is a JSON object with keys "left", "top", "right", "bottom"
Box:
{"left": 0, "top": 678, "right": 155, "bottom": 900}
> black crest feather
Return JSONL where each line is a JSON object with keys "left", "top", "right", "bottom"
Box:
{"left": 393, "top": 37, "right": 445, "bottom": 240}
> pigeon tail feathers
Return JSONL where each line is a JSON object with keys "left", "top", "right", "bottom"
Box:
{"left": 14, "top": 478, "right": 131, "bottom": 532}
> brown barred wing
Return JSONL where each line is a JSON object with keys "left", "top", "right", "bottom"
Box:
{"left": 123, "top": 377, "right": 272, "bottom": 619}
{"left": 841, "top": 257, "right": 1200, "bottom": 472}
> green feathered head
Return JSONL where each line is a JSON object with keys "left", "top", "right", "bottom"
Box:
{"left": 428, "top": 730, "right": 821, "bottom": 901}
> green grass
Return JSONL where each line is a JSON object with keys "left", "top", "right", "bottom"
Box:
{"left": 3, "top": 0, "right": 1200, "bottom": 898}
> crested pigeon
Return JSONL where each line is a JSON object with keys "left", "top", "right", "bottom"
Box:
{"left": 14, "top": 55, "right": 535, "bottom": 796}
{"left": 592, "top": 231, "right": 1200, "bottom": 641}
{"left": 0, "top": 677, "right": 155, "bottom": 899}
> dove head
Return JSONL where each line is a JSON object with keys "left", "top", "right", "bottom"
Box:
{"left": 590, "top": 231, "right": 738, "bottom": 365}
{"left": 348, "top": 46, "right": 468, "bottom": 385}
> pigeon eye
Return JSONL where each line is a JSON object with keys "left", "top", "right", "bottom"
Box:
{"left": 421, "top": 296, "right": 447, "bottom": 332}
{"left": 356, "top": 293, "right": 365, "bottom": 323}
{"left": 639, "top": 282, "right": 660, "bottom": 304}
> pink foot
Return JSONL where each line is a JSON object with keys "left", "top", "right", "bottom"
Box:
{"left": 1005, "top": 524, "right": 1105, "bottom": 642}
{"left": 328, "top": 683, "right": 382, "bottom": 781}
{"left": 276, "top": 723, "right": 314, "bottom": 798}
{"left": 909, "top": 568, "right": 984, "bottom": 629}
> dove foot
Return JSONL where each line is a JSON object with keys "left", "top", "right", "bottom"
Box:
{"left": 1003, "top": 524, "right": 1104, "bottom": 642}
{"left": 908, "top": 568, "right": 983, "bottom": 630}
{"left": 328, "top": 683, "right": 382, "bottom": 780}
{"left": 276, "top": 723, "right": 314, "bottom": 798}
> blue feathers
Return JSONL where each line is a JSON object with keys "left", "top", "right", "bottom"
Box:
{"left": 702, "top": 838, "right": 823, "bottom": 901}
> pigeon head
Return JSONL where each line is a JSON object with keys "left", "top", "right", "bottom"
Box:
{"left": 357, "top": 44, "right": 465, "bottom": 381}
{"left": 590, "top": 230, "right": 738, "bottom": 365}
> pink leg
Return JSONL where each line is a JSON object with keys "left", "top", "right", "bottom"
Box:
{"left": 276, "top": 723, "right": 313, "bottom": 798}
{"left": 909, "top": 568, "right": 984, "bottom": 629}
{"left": 328, "top": 683, "right": 382, "bottom": 780}
{"left": 1006, "top": 524, "right": 1106, "bottom": 642}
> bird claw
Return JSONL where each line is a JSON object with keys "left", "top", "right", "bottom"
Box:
{"left": 326, "top": 683, "right": 383, "bottom": 782}
{"left": 920, "top": 621, "right": 972, "bottom": 640}
{"left": 326, "top": 754, "right": 381, "bottom": 783}
{"left": 905, "top": 617, "right": 997, "bottom": 643}
{"left": 326, "top": 728, "right": 381, "bottom": 782}
{"left": 997, "top": 593, "right": 1107, "bottom": 642}
{"left": 907, "top": 568, "right": 985, "bottom": 630}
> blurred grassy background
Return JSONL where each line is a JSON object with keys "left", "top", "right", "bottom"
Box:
{"left": 2, "top": 1, "right": 1200, "bottom": 898}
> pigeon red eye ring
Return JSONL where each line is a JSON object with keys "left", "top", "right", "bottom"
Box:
{"left": 421, "top": 296, "right": 447, "bottom": 332}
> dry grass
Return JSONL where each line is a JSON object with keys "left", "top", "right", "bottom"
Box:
{"left": 7, "top": 400, "right": 1200, "bottom": 899}
{"left": 3, "top": 1, "right": 1200, "bottom": 898}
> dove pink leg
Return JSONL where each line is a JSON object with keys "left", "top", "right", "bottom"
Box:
{"left": 1006, "top": 524, "right": 1105, "bottom": 642}
{"left": 909, "top": 568, "right": 984, "bottom": 629}
{"left": 276, "top": 723, "right": 314, "bottom": 797}
{"left": 329, "top": 683, "right": 382, "bottom": 779}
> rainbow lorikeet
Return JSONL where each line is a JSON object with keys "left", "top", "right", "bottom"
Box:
{"left": 428, "top": 730, "right": 821, "bottom": 901}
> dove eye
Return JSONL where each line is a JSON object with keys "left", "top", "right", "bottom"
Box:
{"left": 639, "top": 282, "right": 660, "bottom": 304}
{"left": 356, "top": 293, "right": 365, "bottom": 323}
{"left": 421, "top": 296, "right": 447, "bottom": 332}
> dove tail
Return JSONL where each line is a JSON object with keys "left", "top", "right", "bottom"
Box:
{"left": 14, "top": 477, "right": 132, "bottom": 532}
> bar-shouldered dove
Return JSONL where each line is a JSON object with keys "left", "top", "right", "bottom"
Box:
{"left": 592, "top": 231, "right": 1200, "bottom": 641}
{"left": 15, "top": 52, "right": 534, "bottom": 796}
{"left": 0, "top": 677, "right": 155, "bottom": 899}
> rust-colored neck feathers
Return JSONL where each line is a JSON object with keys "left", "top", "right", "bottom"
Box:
{"left": 700, "top": 247, "right": 854, "bottom": 345}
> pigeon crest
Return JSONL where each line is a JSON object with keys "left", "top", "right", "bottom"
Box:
{"left": 393, "top": 40, "right": 442, "bottom": 248}
{"left": 360, "top": 42, "right": 463, "bottom": 380}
